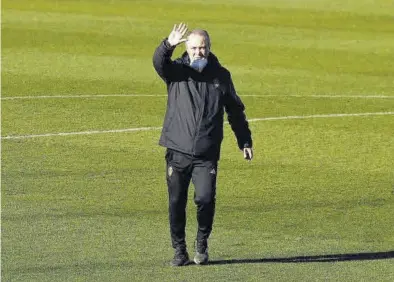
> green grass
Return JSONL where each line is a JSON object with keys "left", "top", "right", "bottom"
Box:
{"left": 2, "top": 0, "right": 394, "bottom": 281}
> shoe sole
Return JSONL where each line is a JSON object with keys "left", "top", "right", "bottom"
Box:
{"left": 193, "top": 257, "right": 208, "bottom": 265}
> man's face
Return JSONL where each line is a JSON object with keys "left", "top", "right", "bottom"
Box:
{"left": 186, "top": 34, "right": 210, "bottom": 63}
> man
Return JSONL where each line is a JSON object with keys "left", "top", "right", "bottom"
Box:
{"left": 153, "top": 23, "right": 253, "bottom": 266}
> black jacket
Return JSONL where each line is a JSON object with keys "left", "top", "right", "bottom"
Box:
{"left": 153, "top": 39, "right": 252, "bottom": 159}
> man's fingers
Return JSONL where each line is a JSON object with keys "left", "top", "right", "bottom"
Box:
{"left": 180, "top": 24, "right": 188, "bottom": 35}
{"left": 248, "top": 149, "right": 253, "bottom": 160}
{"left": 243, "top": 148, "right": 253, "bottom": 160}
{"left": 243, "top": 149, "right": 249, "bottom": 159}
{"left": 179, "top": 28, "right": 188, "bottom": 37}
{"left": 169, "top": 23, "right": 188, "bottom": 46}
{"left": 176, "top": 23, "right": 188, "bottom": 34}
{"left": 249, "top": 149, "right": 254, "bottom": 160}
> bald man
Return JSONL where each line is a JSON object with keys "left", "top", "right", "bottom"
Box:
{"left": 153, "top": 23, "right": 253, "bottom": 266}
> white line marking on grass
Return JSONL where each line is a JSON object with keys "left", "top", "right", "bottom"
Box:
{"left": 248, "top": 112, "right": 394, "bottom": 122}
{"left": 2, "top": 112, "right": 393, "bottom": 140}
{"left": 1, "top": 127, "right": 163, "bottom": 140}
{"left": 1, "top": 94, "right": 167, "bottom": 100}
{"left": 1, "top": 94, "right": 394, "bottom": 100}
{"left": 244, "top": 95, "right": 394, "bottom": 99}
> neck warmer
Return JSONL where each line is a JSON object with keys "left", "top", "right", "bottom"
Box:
{"left": 190, "top": 58, "right": 208, "bottom": 72}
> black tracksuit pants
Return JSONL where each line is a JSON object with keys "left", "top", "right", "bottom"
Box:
{"left": 165, "top": 148, "right": 218, "bottom": 250}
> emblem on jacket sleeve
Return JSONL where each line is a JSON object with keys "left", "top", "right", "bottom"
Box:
{"left": 168, "top": 166, "right": 173, "bottom": 177}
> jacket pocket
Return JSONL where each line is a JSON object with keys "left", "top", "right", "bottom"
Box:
{"left": 165, "top": 148, "right": 173, "bottom": 162}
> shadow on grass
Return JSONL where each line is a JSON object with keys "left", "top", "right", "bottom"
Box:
{"left": 209, "top": 251, "right": 394, "bottom": 265}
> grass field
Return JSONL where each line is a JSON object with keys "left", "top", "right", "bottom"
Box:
{"left": 2, "top": 0, "right": 394, "bottom": 281}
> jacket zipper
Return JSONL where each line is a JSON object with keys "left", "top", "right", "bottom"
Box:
{"left": 192, "top": 82, "right": 206, "bottom": 156}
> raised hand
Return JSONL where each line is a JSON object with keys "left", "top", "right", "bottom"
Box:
{"left": 167, "top": 23, "right": 188, "bottom": 47}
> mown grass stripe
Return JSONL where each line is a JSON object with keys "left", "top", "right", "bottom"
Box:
{"left": 2, "top": 112, "right": 393, "bottom": 140}
{"left": 1, "top": 94, "right": 393, "bottom": 100}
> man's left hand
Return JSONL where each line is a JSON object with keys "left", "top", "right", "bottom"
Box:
{"left": 243, "top": 148, "right": 253, "bottom": 161}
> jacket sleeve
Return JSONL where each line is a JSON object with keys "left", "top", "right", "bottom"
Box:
{"left": 224, "top": 74, "right": 253, "bottom": 150}
{"left": 152, "top": 38, "right": 178, "bottom": 83}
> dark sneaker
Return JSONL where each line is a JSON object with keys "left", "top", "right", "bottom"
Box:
{"left": 194, "top": 240, "right": 209, "bottom": 265}
{"left": 170, "top": 248, "right": 190, "bottom": 267}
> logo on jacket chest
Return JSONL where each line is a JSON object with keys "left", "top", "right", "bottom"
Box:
{"left": 213, "top": 78, "right": 220, "bottom": 88}
{"left": 211, "top": 78, "right": 225, "bottom": 95}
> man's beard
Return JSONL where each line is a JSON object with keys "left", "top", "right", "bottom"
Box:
{"left": 190, "top": 58, "right": 208, "bottom": 72}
